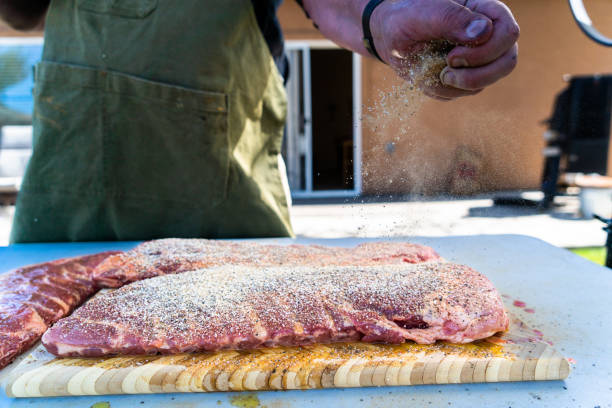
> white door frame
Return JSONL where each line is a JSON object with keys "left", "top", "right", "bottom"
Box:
{"left": 283, "top": 42, "right": 311, "bottom": 193}
{"left": 284, "top": 40, "right": 362, "bottom": 198}
{"left": 0, "top": 37, "right": 44, "bottom": 45}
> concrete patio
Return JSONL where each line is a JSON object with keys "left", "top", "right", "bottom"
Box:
{"left": 290, "top": 192, "right": 606, "bottom": 248}
{"left": 0, "top": 191, "right": 606, "bottom": 248}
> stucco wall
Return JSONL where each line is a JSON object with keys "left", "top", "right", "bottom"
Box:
{"left": 2, "top": 3, "right": 612, "bottom": 194}
{"left": 279, "top": 0, "right": 612, "bottom": 194}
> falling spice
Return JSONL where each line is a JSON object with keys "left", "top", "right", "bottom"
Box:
{"left": 362, "top": 41, "right": 454, "bottom": 195}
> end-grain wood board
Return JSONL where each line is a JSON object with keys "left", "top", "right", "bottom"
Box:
{"left": 1, "top": 316, "right": 569, "bottom": 397}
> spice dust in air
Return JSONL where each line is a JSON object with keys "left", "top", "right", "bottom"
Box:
{"left": 362, "top": 40, "right": 452, "bottom": 199}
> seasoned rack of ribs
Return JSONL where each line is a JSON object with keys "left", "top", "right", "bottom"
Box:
{"left": 43, "top": 262, "right": 508, "bottom": 357}
{"left": 0, "top": 252, "right": 118, "bottom": 369}
{"left": 93, "top": 239, "right": 441, "bottom": 287}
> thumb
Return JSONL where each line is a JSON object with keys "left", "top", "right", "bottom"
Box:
{"left": 411, "top": 0, "right": 493, "bottom": 46}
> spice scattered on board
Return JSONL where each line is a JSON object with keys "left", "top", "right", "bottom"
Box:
{"left": 229, "top": 394, "right": 261, "bottom": 408}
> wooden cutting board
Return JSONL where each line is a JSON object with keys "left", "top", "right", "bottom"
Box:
{"left": 1, "top": 315, "right": 569, "bottom": 397}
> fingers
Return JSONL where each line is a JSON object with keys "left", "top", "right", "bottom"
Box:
{"left": 377, "top": 0, "right": 519, "bottom": 99}
{"left": 447, "top": 0, "right": 520, "bottom": 68}
{"left": 407, "top": 0, "right": 494, "bottom": 46}
{"left": 423, "top": 86, "right": 483, "bottom": 100}
{"left": 396, "top": 69, "right": 483, "bottom": 99}
{"left": 440, "top": 43, "right": 518, "bottom": 90}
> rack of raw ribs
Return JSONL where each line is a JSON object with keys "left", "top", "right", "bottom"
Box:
{"left": 0, "top": 239, "right": 509, "bottom": 375}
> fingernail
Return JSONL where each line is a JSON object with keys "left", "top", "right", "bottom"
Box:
{"left": 391, "top": 49, "right": 408, "bottom": 59}
{"left": 440, "top": 68, "right": 455, "bottom": 86}
{"left": 466, "top": 19, "right": 489, "bottom": 39}
{"left": 451, "top": 58, "right": 468, "bottom": 68}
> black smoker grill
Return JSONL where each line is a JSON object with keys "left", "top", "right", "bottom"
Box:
{"left": 495, "top": 0, "right": 612, "bottom": 267}
{"left": 570, "top": 0, "right": 612, "bottom": 267}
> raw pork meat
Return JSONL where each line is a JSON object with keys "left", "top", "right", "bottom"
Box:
{"left": 0, "top": 252, "right": 117, "bottom": 368}
{"left": 44, "top": 262, "right": 508, "bottom": 357}
{"left": 93, "top": 239, "right": 441, "bottom": 287}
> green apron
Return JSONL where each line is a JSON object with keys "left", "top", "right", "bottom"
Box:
{"left": 11, "top": 0, "right": 294, "bottom": 243}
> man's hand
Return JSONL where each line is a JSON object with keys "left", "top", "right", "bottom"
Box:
{"left": 302, "top": 0, "right": 519, "bottom": 100}
{"left": 371, "top": 0, "right": 519, "bottom": 99}
{"left": 0, "top": 0, "right": 49, "bottom": 31}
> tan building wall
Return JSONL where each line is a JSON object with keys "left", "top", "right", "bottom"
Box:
{"left": 2, "top": 4, "right": 612, "bottom": 195}
{"left": 279, "top": 0, "right": 612, "bottom": 195}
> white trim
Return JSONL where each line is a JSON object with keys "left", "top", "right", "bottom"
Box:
{"left": 0, "top": 37, "right": 43, "bottom": 45}
{"left": 352, "top": 53, "right": 363, "bottom": 195}
{"left": 285, "top": 41, "right": 310, "bottom": 50}
{"left": 286, "top": 39, "right": 339, "bottom": 50}
{"left": 284, "top": 49, "right": 300, "bottom": 189}
{"left": 292, "top": 190, "right": 359, "bottom": 199}
{"left": 302, "top": 47, "right": 313, "bottom": 193}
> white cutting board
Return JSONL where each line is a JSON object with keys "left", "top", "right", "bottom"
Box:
{"left": 0, "top": 235, "right": 608, "bottom": 408}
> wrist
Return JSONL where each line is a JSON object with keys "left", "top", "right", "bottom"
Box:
{"left": 362, "top": 0, "right": 387, "bottom": 63}
{"left": 366, "top": 0, "right": 395, "bottom": 64}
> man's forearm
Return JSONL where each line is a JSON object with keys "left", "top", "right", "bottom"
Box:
{"left": 300, "top": 0, "right": 519, "bottom": 100}
{"left": 301, "top": 0, "right": 373, "bottom": 57}
{"left": 0, "top": 0, "right": 49, "bottom": 31}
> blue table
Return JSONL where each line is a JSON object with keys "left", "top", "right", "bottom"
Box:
{"left": 0, "top": 235, "right": 610, "bottom": 408}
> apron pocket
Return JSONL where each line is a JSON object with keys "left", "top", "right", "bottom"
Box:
{"left": 78, "top": 0, "right": 158, "bottom": 18}
{"left": 32, "top": 61, "right": 230, "bottom": 209}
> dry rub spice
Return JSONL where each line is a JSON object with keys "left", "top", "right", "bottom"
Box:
{"left": 361, "top": 40, "right": 453, "bottom": 196}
